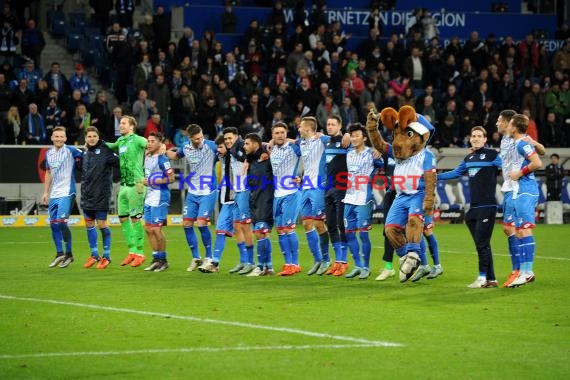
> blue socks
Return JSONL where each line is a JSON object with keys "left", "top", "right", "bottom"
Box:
{"left": 257, "top": 237, "right": 272, "bottom": 268}
{"left": 346, "top": 231, "right": 362, "bottom": 268}
{"left": 237, "top": 241, "right": 247, "bottom": 264}
{"left": 306, "top": 229, "right": 323, "bottom": 262}
{"left": 395, "top": 246, "right": 407, "bottom": 257}
{"left": 319, "top": 232, "right": 330, "bottom": 262}
{"left": 50, "top": 223, "right": 63, "bottom": 253}
{"left": 508, "top": 234, "right": 520, "bottom": 270}
{"left": 360, "top": 231, "right": 371, "bottom": 268}
{"left": 288, "top": 231, "right": 299, "bottom": 265}
{"left": 425, "top": 234, "right": 440, "bottom": 265}
{"left": 418, "top": 239, "right": 428, "bottom": 265}
{"left": 213, "top": 233, "right": 226, "bottom": 263}
{"left": 246, "top": 245, "right": 255, "bottom": 265}
{"left": 332, "top": 242, "right": 343, "bottom": 262}
{"left": 86, "top": 226, "right": 98, "bottom": 257}
{"left": 278, "top": 234, "right": 291, "bottom": 264}
{"left": 184, "top": 227, "right": 199, "bottom": 258}
{"left": 153, "top": 251, "right": 166, "bottom": 260}
{"left": 519, "top": 236, "right": 535, "bottom": 272}
{"left": 101, "top": 227, "right": 111, "bottom": 259}
{"left": 198, "top": 226, "right": 212, "bottom": 259}
{"left": 60, "top": 222, "right": 72, "bottom": 253}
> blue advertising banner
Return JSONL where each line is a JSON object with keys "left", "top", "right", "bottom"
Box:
{"left": 183, "top": 5, "right": 557, "bottom": 41}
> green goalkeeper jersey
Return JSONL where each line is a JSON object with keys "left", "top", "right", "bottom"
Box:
{"left": 106, "top": 133, "right": 147, "bottom": 185}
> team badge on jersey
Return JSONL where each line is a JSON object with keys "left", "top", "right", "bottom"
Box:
{"left": 479, "top": 153, "right": 486, "bottom": 159}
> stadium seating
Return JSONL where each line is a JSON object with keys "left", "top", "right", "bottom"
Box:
{"left": 536, "top": 178, "right": 546, "bottom": 210}
{"left": 436, "top": 181, "right": 462, "bottom": 210}
{"left": 561, "top": 177, "right": 570, "bottom": 211}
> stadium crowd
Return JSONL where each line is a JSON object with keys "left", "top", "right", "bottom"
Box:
{"left": 0, "top": 1, "right": 569, "bottom": 150}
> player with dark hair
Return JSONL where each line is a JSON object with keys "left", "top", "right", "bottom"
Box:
{"left": 166, "top": 124, "right": 218, "bottom": 271}
{"left": 244, "top": 133, "right": 276, "bottom": 275}
{"left": 342, "top": 123, "right": 383, "bottom": 279}
{"left": 106, "top": 115, "right": 148, "bottom": 268}
{"left": 43, "top": 126, "right": 83, "bottom": 268}
{"left": 438, "top": 126, "right": 503, "bottom": 288}
{"left": 81, "top": 126, "right": 119, "bottom": 269}
{"left": 270, "top": 122, "right": 302, "bottom": 276}
{"left": 506, "top": 114, "right": 543, "bottom": 287}
{"left": 143, "top": 132, "right": 175, "bottom": 272}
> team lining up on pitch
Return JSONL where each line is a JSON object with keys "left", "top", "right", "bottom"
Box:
{"left": 42, "top": 106, "right": 542, "bottom": 288}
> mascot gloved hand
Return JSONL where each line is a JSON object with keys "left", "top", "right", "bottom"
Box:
{"left": 367, "top": 105, "right": 436, "bottom": 283}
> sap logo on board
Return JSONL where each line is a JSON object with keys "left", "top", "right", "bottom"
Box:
{"left": 2, "top": 217, "right": 17, "bottom": 226}
{"left": 109, "top": 216, "right": 121, "bottom": 225}
{"left": 170, "top": 216, "right": 183, "bottom": 225}
{"left": 68, "top": 217, "right": 81, "bottom": 225}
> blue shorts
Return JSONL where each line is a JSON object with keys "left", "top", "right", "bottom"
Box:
{"left": 235, "top": 191, "right": 252, "bottom": 224}
{"left": 253, "top": 221, "right": 272, "bottom": 234}
{"left": 343, "top": 201, "right": 373, "bottom": 232}
{"left": 299, "top": 189, "right": 325, "bottom": 220}
{"left": 503, "top": 191, "right": 516, "bottom": 227}
{"left": 49, "top": 195, "right": 75, "bottom": 223}
{"left": 144, "top": 204, "right": 168, "bottom": 226}
{"left": 385, "top": 192, "right": 425, "bottom": 230}
{"left": 183, "top": 190, "right": 218, "bottom": 222}
{"left": 514, "top": 193, "right": 538, "bottom": 229}
{"left": 424, "top": 215, "right": 434, "bottom": 230}
{"left": 83, "top": 210, "right": 108, "bottom": 221}
{"left": 273, "top": 192, "right": 300, "bottom": 229}
{"left": 216, "top": 203, "right": 237, "bottom": 236}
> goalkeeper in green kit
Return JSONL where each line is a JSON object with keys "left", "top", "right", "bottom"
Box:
{"left": 106, "top": 115, "right": 148, "bottom": 267}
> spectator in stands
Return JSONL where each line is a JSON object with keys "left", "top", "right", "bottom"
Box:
{"left": 148, "top": 73, "right": 171, "bottom": 121}
{"left": 0, "top": 72, "right": 10, "bottom": 116}
{"left": 106, "top": 22, "right": 127, "bottom": 53}
{"left": 109, "top": 106, "right": 123, "bottom": 142}
{"left": 462, "top": 30, "right": 486, "bottom": 72}
{"left": 17, "top": 60, "right": 42, "bottom": 94}
{"left": 522, "top": 83, "right": 546, "bottom": 127}
{"left": 139, "top": 14, "right": 155, "bottom": 51}
{"left": 132, "top": 54, "right": 153, "bottom": 93}
{"left": 518, "top": 33, "right": 540, "bottom": 79}
{"left": 545, "top": 153, "right": 565, "bottom": 201}
{"left": 19, "top": 102, "right": 45, "bottom": 144}
{"left": 43, "top": 62, "right": 69, "bottom": 102}
{"left": 495, "top": 73, "right": 517, "bottom": 110}
{"left": 111, "top": 39, "right": 133, "bottom": 103}
{"left": 243, "top": 93, "right": 265, "bottom": 129}
{"left": 88, "top": 91, "right": 110, "bottom": 137}
{"left": 43, "top": 96, "right": 63, "bottom": 136}
{"left": 521, "top": 108, "right": 539, "bottom": 142}
{"left": 71, "top": 104, "right": 91, "bottom": 145}
{"left": 387, "top": 71, "right": 409, "bottom": 97}
{"left": 132, "top": 89, "right": 155, "bottom": 133}
{"left": 552, "top": 41, "right": 570, "bottom": 73}
{"left": 459, "top": 99, "right": 480, "bottom": 140}
{"left": 420, "top": 9, "right": 439, "bottom": 40}
{"left": 480, "top": 98, "right": 499, "bottom": 137}
{"left": 20, "top": 18, "right": 44, "bottom": 68}
{"left": 11, "top": 78, "right": 34, "bottom": 117}
{"left": 420, "top": 95, "right": 437, "bottom": 126}
{"left": 359, "top": 79, "right": 382, "bottom": 119}
{"left": 398, "top": 87, "right": 416, "bottom": 108}
{"left": 153, "top": 5, "right": 171, "bottom": 54}
{"left": 69, "top": 64, "right": 92, "bottom": 104}
{"left": 542, "top": 111, "right": 563, "bottom": 147}
{"left": 223, "top": 95, "right": 243, "bottom": 127}
{"left": 177, "top": 27, "right": 195, "bottom": 61}
{"left": 545, "top": 82, "right": 569, "bottom": 124}
{"left": 89, "top": 0, "right": 113, "bottom": 35}
{"left": 221, "top": 4, "right": 238, "bottom": 34}
{"left": 2, "top": 105, "right": 20, "bottom": 144}
{"left": 115, "top": 0, "right": 135, "bottom": 29}
{"left": 197, "top": 97, "right": 219, "bottom": 137}
{"left": 339, "top": 96, "right": 358, "bottom": 128}
{"left": 403, "top": 47, "right": 426, "bottom": 91}
{"left": 144, "top": 113, "right": 164, "bottom": 138}
{"left": 316, "top": 92, "right": 340, "bottom": 128}
{"left": 63, "top": 89, "right": 85, "bottom": 131}
{"left": 288, "top": 25, "right": 309, "bottom": 53}
{"left": 171, "top": 83, "right": 197, "bottom": 128}
{"left": 0, "top": 4, "right": 19, "bottom": 32}
{"left": 0, "top": 18, "right": 18, "bottom": 67}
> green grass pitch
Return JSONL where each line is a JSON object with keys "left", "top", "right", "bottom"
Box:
{"left": 0, "top": 224, "right": 568, "bottom": 379}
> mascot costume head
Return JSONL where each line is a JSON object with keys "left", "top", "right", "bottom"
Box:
{"left": 366, "top": 105, "right": 437, "bottom": 282}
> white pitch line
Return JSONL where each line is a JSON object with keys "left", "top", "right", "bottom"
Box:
{"left": 0, "top": 343, "right": 385, "bottom": 360}
{"left": 0, "top": 295, "right": 401, "bottom": 347}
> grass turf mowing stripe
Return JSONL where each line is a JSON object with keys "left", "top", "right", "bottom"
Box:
{"left": 0, "top": 344, "right": 386, "bottom": 359}
{"left": 0, "top": 295, "right": 402, "bottom": 347}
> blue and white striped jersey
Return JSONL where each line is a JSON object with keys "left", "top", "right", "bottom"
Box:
{"left": 144, "top": 154, "right": 172, "bottom": 207}
{"left": 270, "top": 141, "right": 301, "bottom": 198}
{"left": 298, "top": 135, "right": 329, "bottom": 189}
{"left": 177, "top": 140, "right": 218, "bottom": 195}
{"left": 46, "top": 145, "right": 82, "bottom": 198}
{"left": 392, "top": 148, "right": 436, "bottom": 195}
{"left": 500, "top": 135, "right": 524, "bottom": 192}
{"left": 343, "top": 147, "right": 383, "bottom": 205}
{"left": 514, "top": 138, "right": 538, "bottom": 197}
